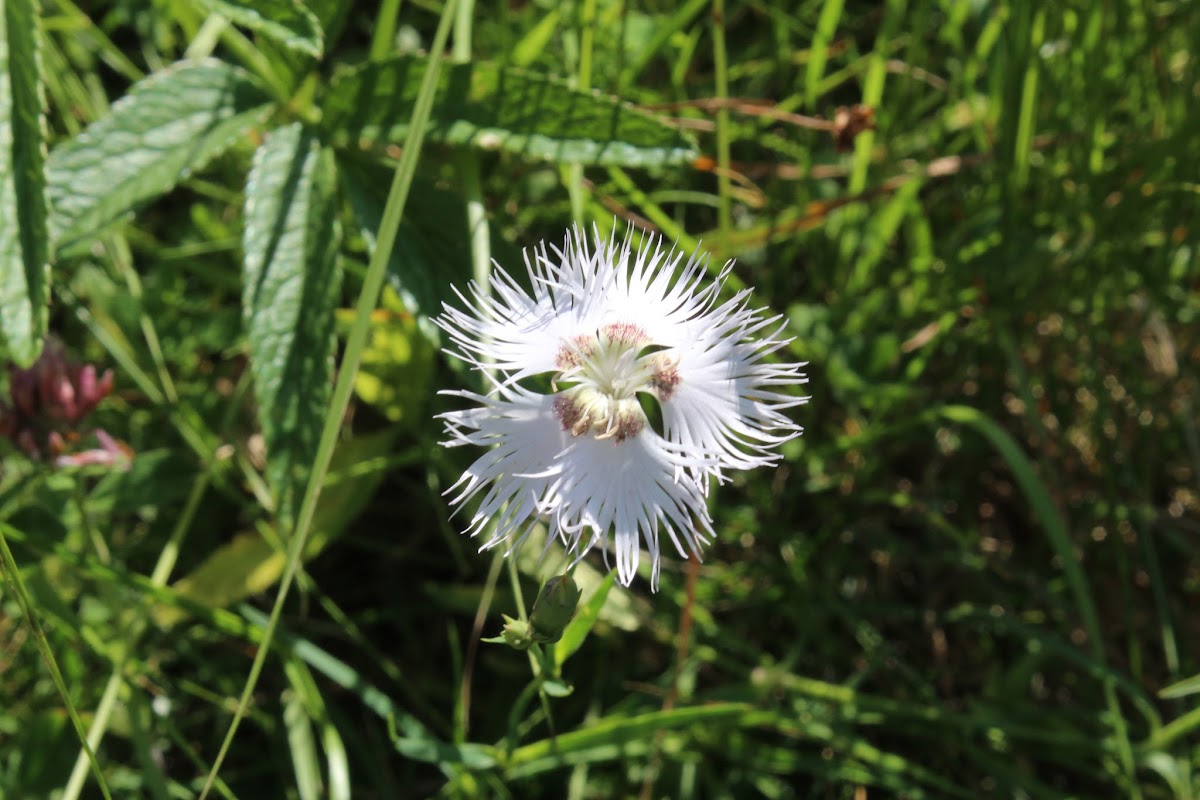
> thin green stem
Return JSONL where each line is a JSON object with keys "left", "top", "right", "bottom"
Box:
{"left": 450, "top": 1, "right": 514, "bottom": 755}
{"left": 508, "top": 556, "right": 530, "bottom": 621}
{"left": 504, "top": 561, "right": 557, "bottom": 743}
{"left": 369, "top": 0, "right": 403, "bottom": 61}
{"left": 454, "top": 0, "right": 473, "bottom": 61}
{"left": 711, "top": 0, "right": 731, "bottom": 239}
{"left": 576, "top": 0, "right": 595, "bottom": 89}
{"left": 108, "top": 236, "right": 178, "bottom": 403}
{"left": 460, "top": 153, "right": 490, "bottom": 293}
{"left": 171, "top": 0, "right": 291, "bottom": 103}
{"left": 184, "top": 14, "right": 227, "bottom": 60}
{"left": 456, "top": 545, "right": 504, "bottom": 744}
{"left": 1140, "top": 704, "right": 1200, "bottom": 753}
{"left": 0, "top": 525, "right": 113, "bottom": 800}
{"left": 61, "top": 669, "right": 124, "bottom": 800}
{"left": 505, "top": 676, "right": 544, "bottom": 757}
{"left": 452, "top": 0, "right": 490, "bottom": 295}
{"left": 196, "top": 2, "right": 462, "bottom": 796}
{"left": 566, "top": 0, "right": 596, "bottom": 222}
{"left": 61, "top": 372, "right": 253, "bottom": 800}
{"left": 73, "top": 478, "right": 109, "bottom": 564}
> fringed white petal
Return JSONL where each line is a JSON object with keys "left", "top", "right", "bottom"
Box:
{"left": 662, "top": 304, "right": 810, "bottom": 480}
{"left": 436, "top": 221, "right": 809, "bottom": 589}
{"left": 546, "top": 432, "right": 713, "bottom": 589}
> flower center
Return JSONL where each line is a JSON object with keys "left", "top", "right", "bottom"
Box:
{"left": 551, "top": 323, "right": 681, "bottom": 443}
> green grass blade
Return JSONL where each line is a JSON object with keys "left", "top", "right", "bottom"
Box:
{"left": 0, "top": 525, "right": 113, "bottom": 800}
{"left": 1158, "top": 673, "right": 1200, "bottom": 700}
{"left": 196, "top": 1, "right": 463, "bottom": 795}
{"left": 1011, "top": 7, "right": 1045, "bottom": 188}
{"left": 936, "top": 405, "right": 1140, "bottom": 794}
{"left": 804, "top": 0, "right": 843, "bottom": 110}
{"left": 937, "top": 406, "right": 1099, "bottom": 644}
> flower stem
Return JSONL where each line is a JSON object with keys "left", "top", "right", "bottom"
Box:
{"left": 369, "top": 0, "right": 404, "bottom": 61}
{"left": 448, "top": 0, "right": 508, "bottom": 748}
{"left": 1, "top": 524, "right": 113, "bottom": 800}
{"left": 711, "top": 0, "right": 732, "bottom": 240}
{"left": 566, "top": 0, "right": 596, "bottom": 222}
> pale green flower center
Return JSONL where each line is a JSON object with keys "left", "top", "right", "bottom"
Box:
{"left": 551, "top": 323, "right": 680, "bottom": 443}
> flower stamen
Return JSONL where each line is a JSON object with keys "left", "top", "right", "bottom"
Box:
{"left": 551, "top": 322, "right": 661, "bottom": 444}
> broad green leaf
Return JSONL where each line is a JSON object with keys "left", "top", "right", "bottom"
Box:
{"left": 243, "top": 122, "right": 341, "bottom": 520}
{"left": 338, "top": 156, "right": 470, "bottom": 333}
{"left": 0, "top": 0, "right": 49, "bottom": 366}
{"left": 198, "top": 0, "right": 323, "bottom": 57}
{"left": 1140, "top": 753, "right": 1193, "bottom": 799}
{"left": 323, "top": 57, "right": 697, "bottom": 167}
{"left": 47, "top": 59, "right": 272, "bottom": 252}
{"left": 154, "top": 430, "right": 397, "bottom": 627}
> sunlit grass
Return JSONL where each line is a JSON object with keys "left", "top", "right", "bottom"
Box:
{"left": 0, "top": 1, "right": 1197, "bottom": 798}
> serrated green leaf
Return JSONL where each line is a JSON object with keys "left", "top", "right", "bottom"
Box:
{"left": 0, "top": 0, "right": 49, "bottom": 366}
{"left": 47, "top": 59, "right": 272, "bottom": 253}
{"left": 337, "top": 156, "right": 467, "bottom": 333}
{"left": 324, "top": 57, "right": 697, "bottom": 167}
{"left": 243, "top": 122, "right": 341, "bottom": 520}
{"left": 198, "top": 0, "right": 323, "bottom": 57}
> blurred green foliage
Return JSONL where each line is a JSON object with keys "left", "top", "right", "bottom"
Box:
{"left": 0, "top": 1, "right": 1197, "bottom": 798}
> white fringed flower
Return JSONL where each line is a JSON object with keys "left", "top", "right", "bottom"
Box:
{"left": 437, "top": 223, "right": 808, "bottom": 588}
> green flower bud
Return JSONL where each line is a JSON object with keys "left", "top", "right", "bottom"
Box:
{"left": 499, "top": 614, "right": 533, "bottom": 650}
{"left": 483, "top": 614, "right": 535, "bottom": 650}
{"left": 528, "top": 575, "right": 582, "bottom": 644}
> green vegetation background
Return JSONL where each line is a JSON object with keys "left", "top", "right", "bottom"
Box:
{"left": 0, "top": 1, "right": 1197, "bottom": 798}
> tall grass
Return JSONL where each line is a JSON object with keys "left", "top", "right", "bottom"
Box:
{"left": 0, "top": 1, "right": 1197, "bottom": 798}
